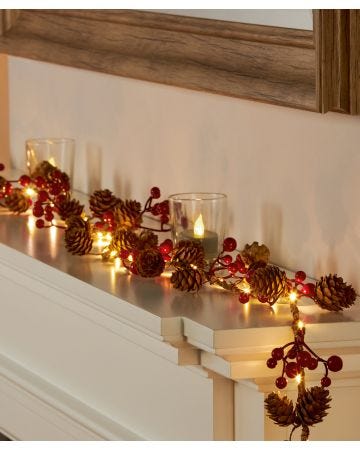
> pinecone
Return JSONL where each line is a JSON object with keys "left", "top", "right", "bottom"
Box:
{"left": 171, "top": 240, "right": 205, "bottom": 270}
{"left": 31, "top": 160, "right": 56, "bottom": 180}
{"left": 250, "top": 265, "right": 289, "bottom": 302}
{"left": 314, "top": 274, "right": 357, "bottom": 311}
{"left": 171, "top": 267, "right": 204, "bottom": 292}
{"left": 5, "top": 188, "right": 31, "bottom": 213}
{"left": 114, "top": 199, "right": 142, "bottom": 229}
{"left": 296, "top": 386, "right": 331, "bottom": 426}
{"left": 241, "top": 241, "right": 270, "bottom": 265}
{"left": 65, "top": 216, "right": 93, "bottom": 255}
{"left": 89, "top": 189, "right": 120, "bottom": 217}
{"left": 57, "top": 198, "right": 84, "bottom": 220}
{"left": 265, "top": 392, "right": 295, "bottom": 427}
{"left": 109, "top": 229, "right": 139, "bottom": 253}
{"left": 135, "top": 249, "right": 165, "bottom": 278}
{"left": 137, "top": 231, "right": 158, "bottom": 250}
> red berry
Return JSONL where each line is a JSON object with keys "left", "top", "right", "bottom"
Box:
{"left": 19, "top": 175, "right": 31, "bottom": 186}
{"left": 287, "top": 347, "right": 297, "bottom": 359}
{"left": 163, "top": 254, "right": 171, "bottom": 262}
{"left": 267, "top": 358, "right": 277, "bottom": 369}
{"left": 238, "top": 292, "right": 250, "bottom": 304}
{"left": 36, "top": 219, "right": 45, "bottom": 228}
{"left": 298, "top": 350, "right": 311, "bottom": 368}
{"left": 35, "top": 176, "right": 46, "bottom": 188}
{"left": 5, "top": 182, "right": 12, "bottom": 195}
{"left": 307, "top": 358, "right": 318, "bottom": 370}
{"left": 103, "top": 211, "right": 114, "bottom": 222}
{"left": 50, "top": 185, "right": 62, "bottom": 196}
{"left": 52, "top": 170, "right": 62, "bottom": 180}
{"left": 285, "top": 362, "right": 299, "bottom": 379}
{"left": 0, "top": 163, "right": 5, "bottom": 171}
{"left": 94, "top": 222, "right": 104, "bottom": 231}
{"left": 130, "top": 262, "right": 138, "bottom": 275}
{"left": 223, "top": 237, "right": 237, "bottom": 252}
{"left": 222, "top": 255, "right": 233, "bottom": 265}
{"left": 275, "top": 377, "right": 287, "bottom": 389}
{"left": 302, "top": 283, "right": 315, "bottom": 297}
{"left": 33, "top": 201, "right": 43, "bottom": 209}
{"left": 327, "top": 355, "right": 343, "bottom": 372}
{"left": 45, "top": 212, "right": 54, "bottom": 222}
{"left": 258, "top": 295, "right": 269, "bottom": 304}
{"left": 295, "top": 270, "right": 306, "bottom": 283}
{"left": 161, "top": 214, "right": 169, "bottom": 224}
{"left": 45, "top": 205, "right": 53, "bottom": 214}
{"left": 38, "top": 190, "right": 48, "bottom": 202}
{"left": 245, "top": 269, "right": 254, "bottom": 282}
{"left": 152, "top": 204, "right": 161, "bottom": 216}
{"left": 321, "top": 376, "right": 332, "bottom": 387}
{"left": 160, "top": 200, "right": 169, "bottom": 215}
{"left": 159, "top": 239, "right": 173, "bottom": 255}
{"left": 227, "top": 262, "right": 238, "bottom": 274}
{"left": 271, "top": 347, "right": 284, "bottom": 361}
{"left": 33, "top": 207, "right": 44, "bottom": 218}
{"left": 120, "top": 249, "right": 129, "bottom": 259}
{"left": 150, "top": 186, "right": 161, "bottom": 199}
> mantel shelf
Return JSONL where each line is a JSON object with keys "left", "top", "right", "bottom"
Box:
{"left": 1, "top": 207, "right": 360, "bottom": 383}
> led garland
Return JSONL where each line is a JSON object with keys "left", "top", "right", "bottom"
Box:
{"left": 0, "top": 161, "right": 358, "bottom": 441}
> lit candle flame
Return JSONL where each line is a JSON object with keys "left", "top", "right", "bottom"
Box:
{"left": 48, "top": 157, "right": 57, "bottom": 167}
{"left": 194, "top": 214, "right": 205, "bottom": 238}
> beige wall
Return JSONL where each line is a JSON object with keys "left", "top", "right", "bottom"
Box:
{"left": 7, "top": 56, "right": 360, "bottom": 290}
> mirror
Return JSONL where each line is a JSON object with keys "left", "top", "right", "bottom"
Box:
{"left": 0, "top": 9, "right": 359, "bottom": 114}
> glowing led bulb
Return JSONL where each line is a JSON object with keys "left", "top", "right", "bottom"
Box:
{"left": 24, "top": 187, "right": 36, "bottom": 197}
{"left": 297, "top": 320, "right": 305, "bottom": 330}
{"left": 289, "top": 291, "right": 297, "bottom": 302}
{"left": 295, "top": 374, "right": 302, "bottom": 384}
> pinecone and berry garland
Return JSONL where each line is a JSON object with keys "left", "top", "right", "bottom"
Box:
{"left": 5, "top": 188, "right": 31, "bottom": 214}
{"left": 109, "top": 229, "right": 139, "bottom": 254}
{"left": 89, "top": 189, "right": 121, "bottom": 217}
{"left": 265, "top": 392, "right": 295, "bottom": 427}
{"left": 171, "top": 240, "right": 205, "bottom": 270}
{"left": 171, "top": 266, "right": 204, "bottom": 292}
{"left": 64, "top": 216, "right": 93, "bottom": 255}
{"left": 31, "top": 160, "right": 56, "bottom": 180}
{"left": 314, "top": 274, "right": 356, "bottom": 311}
{"left": 296, "top": 386, "right": 331, "bottom": 427}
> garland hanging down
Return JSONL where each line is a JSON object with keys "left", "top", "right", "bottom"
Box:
{"left": 0, "top": 161, "right": 357, "bottom": 440}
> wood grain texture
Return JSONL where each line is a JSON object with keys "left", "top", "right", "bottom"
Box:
{"left": 0, "top": 9, "right": 317, "bottom": 111}
{"left": 0, "top": 10, "right": 20, "bottom": 36}
{"left": 315, "top": 9, "right": 360, "bottom": 114}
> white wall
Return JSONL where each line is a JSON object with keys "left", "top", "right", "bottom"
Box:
{"left": 147, "top": 9, "right": 313, "bottom": 30}
{"left": 8, "top": 57, "right": 360, "bottom": 291}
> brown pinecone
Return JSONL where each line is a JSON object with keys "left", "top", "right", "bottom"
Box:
{"left": 137, "top": 230, "right": 158, "bottom": 250}
{"left": 89, "top": 189, "right": 120, "bottom": 217}
{"left": 314, "top": 274, "right": 357, "bottom": 311}
{"left": 250, "top": 265, "right": 289, "bottom": 302}
{"left": 242, "top": 241, "right": 270, "bottom": 265}
{"left": 296, "top": 386, "right": 331, "bottom": 426}
{"left": 57, "top": 198, "right": 84, "bottom": 220}
{"left": 109, "top": 229, "right": 139, "bottom": 253}
{"left": 5, "top": 188, "right": 31, "bottom": 213}
{"left": 171, "top": 240, "right": 205, "bottom": 270}
{"left": 65, "top": 216, "right": 93, "bottom": 255}
{"left": 171, "top": 267, "right": 204, "bottom": 292}
{"left": 265, "top": 392, "right": 295, "bottom": 427}
{"left": 114, "top": 199, "right": 142, "bottom": 229}
{"left": 31, "top": 160, "right": 56, "bottom": 180}
{"left": 135, "top": 249, "right": 165, "bottom": 278}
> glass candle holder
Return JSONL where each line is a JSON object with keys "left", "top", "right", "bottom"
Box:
{"left": 25, "top": 138, "right": 75, "bottom": 184}
{"left": 169, "top": 192, "right": 227, "bottom": 262}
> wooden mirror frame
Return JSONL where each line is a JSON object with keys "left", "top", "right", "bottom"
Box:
{"left": 0, "top": 9, "right": 359, "bottom": 114}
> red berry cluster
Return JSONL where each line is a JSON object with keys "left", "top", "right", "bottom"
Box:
{"left": 28, "top": 171, "right": 71, "bottom": 228}
{"left": 94, "top": 211, "right": 115, "bottom": 233}
{"left": 159, "top": 238, "right": 173, "bottom": 262}
{"left": 293, "top": 270, "right": 316, "bottom": 297}
{"left": 149, "top": 187, "right": 170, "bottom": 225}
{"left": 267, "top": 342, "right": 343, "bottom": 389}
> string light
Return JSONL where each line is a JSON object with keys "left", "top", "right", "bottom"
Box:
{"left": 295, "top": 374, "right": 302, "bottom": 384}
{"left": 289, "top": 291, "right": 297, "bottom": 302}
{"left": 297, "top": 320, "right": 304, "bottom": 330}
{"left": 24, "top": 187, "right": 36, "bottom": 197}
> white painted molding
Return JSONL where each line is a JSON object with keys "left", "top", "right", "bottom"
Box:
{"left": 0, "top": 353, "right": 141, "bottom": 440}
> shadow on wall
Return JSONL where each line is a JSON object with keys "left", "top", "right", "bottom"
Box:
{"left": 86, "top": 143, "right": 102, "bottom": 193}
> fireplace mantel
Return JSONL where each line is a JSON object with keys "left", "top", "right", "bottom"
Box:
{"left": 1, "top": 209, "right": 360, "bottom": 440}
